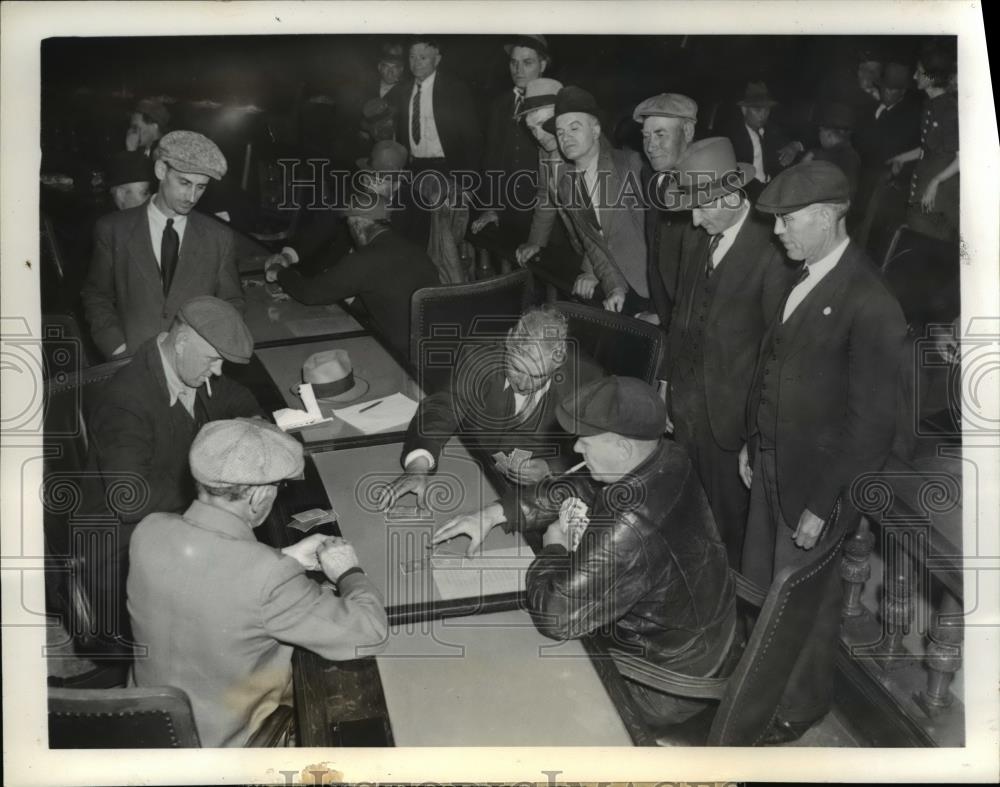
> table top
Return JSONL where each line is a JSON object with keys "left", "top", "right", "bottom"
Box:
{"left": 242, "top": 275, "right": 362, "bottom": 344}
{"left": 376, "top": 609, "right": 633, "bottom": 746}
{"left": 256, "top": 335, "right": 421, "bottom": 444}
{"left": 311, "top": 441, "right": 530, "bottom": 619}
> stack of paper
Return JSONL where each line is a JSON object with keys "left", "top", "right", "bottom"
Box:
{"left": 273, "top": 383, "right": 334, "bottom": 431}
{"left": 332, "top": 392, "right": 419, "bottom": 434}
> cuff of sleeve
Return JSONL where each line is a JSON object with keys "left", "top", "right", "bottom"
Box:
{"left": 280, "top": 247, "right": 300, "bottom": 265}
{"left": 404, "top": 448, "right": 436, "bottom": 471}
{"left": 336, "top": 566, "right": 365, "bottom": 585}
{"left": 539, "top": 543, "right": 570, "bottom": 557}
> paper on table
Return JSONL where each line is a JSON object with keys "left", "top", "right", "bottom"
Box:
{"left": 332, "top": 392, "right": 419, "bottom": 434}
{"left": 430, "top": 546, "right": 532, "bottom": 601}
{"left": 273, "top": 383, "right": 334, "bottom": 431}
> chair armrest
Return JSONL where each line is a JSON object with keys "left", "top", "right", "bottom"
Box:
{"left": 247, "top": 704, "right": 296, "bottom": 747}
{"left": 608, "top": 650, "right": 727, "bottom": 700}
{"left": 733, "top": 573, "right": 767, "bottom": 608}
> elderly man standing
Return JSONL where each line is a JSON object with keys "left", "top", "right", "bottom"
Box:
{"left": 378, "top": 305, "right": 599, "bottom": 509}
{"left": 433, "top": 376, "right": 735, "bottom": 731}
{"left": 741, "top": 161, "right": 906, "bottom": 742}
{"left": 128, "top": 419, "right": 387, "bottom": 747}
{"left": 661, "top": 137, "right": 793, "bottom": 567}
{"left": 632, "top": 93, "right": 698, "bottom": 329}
{"left": 545, "top": 87, "right": 648, "bottom": 313}
{"left": 81, "top": 296, "right": 263, "bottom": 652}
{"left": 82, "top": 130, "right": 243, "bottom": 360}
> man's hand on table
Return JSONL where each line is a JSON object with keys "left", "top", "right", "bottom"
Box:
{"left": 504, "top": 457, "right": 551, "bottom": 486}
{"left": 281, "top": 533, "right": 334, "bottom": 571}
{"left": 433, "top": 502, "right": 505, "bottom": 557}
{"left": 377, "top": 456, "right": 431, "bottom": 511}
{"left": 318, "top": 536, "right": 362, "bottom": 582}
{"left": 264, "top": 251, "right": 293, "bottom": 283}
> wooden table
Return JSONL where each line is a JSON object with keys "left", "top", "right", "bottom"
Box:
{"left": 241, "top": 275, "right": 363, "bottom": 345}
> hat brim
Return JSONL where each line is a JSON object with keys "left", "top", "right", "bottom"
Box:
{"left": 158, "top": 156, "right": 225, "bottom": 181}
{"left": 292, "top": 376, "right": 370, "bottom": 404}
{"left": 515, "top": 95, "right": 558, "bottom": 119}
{"left": 661, "top": 163, "right": 756, "bottom": 212}
{"left": 555, "top": 399, "right": 604, "bottom": 438}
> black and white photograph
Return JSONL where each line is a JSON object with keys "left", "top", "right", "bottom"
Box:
{"left": 2, "top": 1, "right": 997, "bottom": 784}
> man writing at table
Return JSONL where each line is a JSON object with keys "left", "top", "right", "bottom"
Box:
{"left": 432, "top": 375, "right": 735, "bottom": 731}
{"left": 128, "top": 418, "right": 388, "bottom": 748}
{"left": 378, "top": 306, "right": 599, "bottom": 509}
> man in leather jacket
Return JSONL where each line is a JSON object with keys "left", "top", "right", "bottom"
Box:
{"left": 434, "top": 375, "right": 735, "bottom": 729}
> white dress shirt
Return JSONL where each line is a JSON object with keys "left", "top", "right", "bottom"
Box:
{"left": 408, "top": 70, "right": 446, "bottom": 159}
{"left": 709, "top": 203, "right": 751, "bottom": 269}
{"left": 782, "top": 237, "right": 850, "bottom": 322}
{"left": 147, "top": 199, "right": 188, "bottom": 268}
{"left": 746, "top": 124, "right": 766, "bottom": 182}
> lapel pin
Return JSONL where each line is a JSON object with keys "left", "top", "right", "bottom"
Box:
{"left": 823, "top": 306, "right": 832, "bottom": 316}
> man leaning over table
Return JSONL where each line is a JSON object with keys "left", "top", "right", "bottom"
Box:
{"left": 128, "top": 418, "right": 388, "bottom": 748}
{"left": 378, "top": 305, "right": 600, "bottom": 510}
{"left": 432, "top": 375, "right": 736, "bottom": 731}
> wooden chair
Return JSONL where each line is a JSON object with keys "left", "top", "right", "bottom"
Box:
{"left": 48, "top": 687, "right": 295, "bottom": 748}
{"left": 881, "top": 224, "right": 960, "bottom": 332}
{"left": 609, "top": 498, "right": 849, "bottom": 746}
{"left": 551, "top": 300, "right": 664, "bottom": 385}
{"left": 409, "top": 269, "right": 535, "bottom": 393}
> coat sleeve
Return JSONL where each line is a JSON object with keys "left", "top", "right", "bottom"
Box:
{"left": 261, "top": 558, "right": 388, "bottom": 660}
{"left": 81, "top": 217, "right": 127, "bottom": 359}
{"left": 805, "top": 290, "right": 907, "bottom": 518}
{"left": 526, "top": 157, "right": 558, "bottom": 247}
{"left": 214, "top": 224, "right": 245, "bottom": 313}
{"left": 525, "top": 512, "right": 652, "bottom": 641}
{"left": 276, "top": 249, "right": 365, "bottom": 305}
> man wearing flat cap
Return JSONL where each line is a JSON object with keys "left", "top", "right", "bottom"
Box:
{"left": 433, "top": 376, "right": 735, "bottom": 731}
{"left": 267, "top": 192, "right": 438, "bottom": 358}
{"left": 632, "top": 92, "right": 698, "bottom": 330}
{"left": 128, "top": 419, "right": 387, "bottom": 747}
{"left": 80, "top": 296, "right": 263, "bottom": 653}
{"left": 547, "top": 86, "right": 648, "bottom": 313}
{"left": 83, "top": 129, "right": 244, "bottom": 360}
{"left": 661, "top": 137, "right": 794, "bottom": 568}
{"left": 740, "top": 160, "right": 906, "bottom": 742}
{"left": 470, "top": 35, "right": 551, "bottom": 259}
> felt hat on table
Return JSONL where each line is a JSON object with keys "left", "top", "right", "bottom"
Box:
{"left": 296, "top": 349, "right": 370, "bottom": 403}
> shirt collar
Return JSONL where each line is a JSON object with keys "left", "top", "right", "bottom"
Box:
{"left": 803, "top": 236, "right": 850, "bottom": 279}
{"left": 414, "top": 70, "right": 437, "bottom": 91}
{"left": 147, "top": 196, "right": 187, "bottom": 229}
{"left": 183, "top": 500, "right": 256, "bottom": 542}
{"left": 504, "top": 377, "right": 552, "bottom": 398}
{"left": 156, "top": 332, "right": 200, "bottom": 407}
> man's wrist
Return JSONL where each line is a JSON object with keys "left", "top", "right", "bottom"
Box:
{"left": 335, "top": 566, "right": 365, "bottom": 584}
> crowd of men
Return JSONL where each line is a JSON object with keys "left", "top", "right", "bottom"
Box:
{"left": 55, "top": 34, "right": 959, "bottom": 748}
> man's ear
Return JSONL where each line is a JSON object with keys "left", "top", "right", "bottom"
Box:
{"left": 683, "top": 121, "right": 696, "bottom": 144}
{"left": 617, "top": 437, "right": 634, "bottom": 461}
{"left": 248, "top": 485, "right": 276, "bottom": 515}
{"left": 153, "top": 159, "right": 167, "bottom": 184}
{"left": 549, "top": 343, "right": 567, "bottom": 368}
{"left": 540, "top": 58, "right": 549, "bottom": 76}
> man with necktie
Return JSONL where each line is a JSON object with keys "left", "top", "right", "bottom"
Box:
{"left": 660, "top": 137, "right": 794, "bottom": 567}
{"left": 740, "top": 161, "right": 906, "bottom": 743}
{"left": 727, "top": 82, "right": 803, "bottom": 185}
{"left": 82, "top": 130, "right": 244, "bottom": 360}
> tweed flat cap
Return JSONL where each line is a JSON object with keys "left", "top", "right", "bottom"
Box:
{"left": 178, "top": 296, "right": 253, "bottom": 363}
{"left": 107, "top": 150, "right": 153, "bottom": 187}
{"left": 155, "top": 130, "right": 227, "bottom": 180}
{"left": 190, "top": 418, "right": 304, "bottom": 487}
{"left": 633, "top": 93, "right": 698, "bottom": 123}
{"left": 756, "top": 160, "right": 851, "bottom": 214}
{"left": 556, "top": 376, "right": 665, "bottom": 440}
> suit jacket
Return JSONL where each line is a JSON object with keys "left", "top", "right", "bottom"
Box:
{"left": 387, "top": 70, "right": 482, "bottom": 173}
{"left": 644, "top": 167, "right": 690, "bottom": 330}
{"left": 667, "top": 212, "right": 795, "bottom": 450}
{"left": 82, "top": 204, "right": 244, "bottom": 359}
{"left": 556, "top": 137, "right": 648, "bottom": 297}
{"left": 727, "top": 120, "right": 795, "bottom": 182}
{"left": 480, "top": 89, "right": 539, "bottom": 228}
{"left": 854, "top": 94, "right": 922, "bottom": 169}
{"left": 810, "top": 141, "right": 862, "bottom": 198}
{"left": 746, "top": 241, "right": 906, "bottom": 525}
{"left": 403, "top": 342, "right": 600, "bottom": 472}
{"left": 129, "top": 500, "right": 387, "bottom": 747}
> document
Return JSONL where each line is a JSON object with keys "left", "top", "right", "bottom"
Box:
{"left": 429, "top": 546, "right": 532, "bottom": 601}
{"left": 332, "top": 392, "right": 419, "bottom": 434}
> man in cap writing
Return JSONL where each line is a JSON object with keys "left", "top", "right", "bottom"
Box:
{"left": 83, "top": 129, "right": 244, "bottom": 360}
{"left": 128, "top": 418, "right": 387, "bottom": 747}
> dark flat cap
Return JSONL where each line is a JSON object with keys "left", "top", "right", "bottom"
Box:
{"left": 542, "top": 86, "right": 601, "bottom": 134}
{"left": 556, "top": 376, "right": 665, "bottom": 440}
{"left": 155, "top": 130, "right": 227, "bottom": 180}
{"left": 106, "top": 151, "right": 153, "bottom": 188}
{"left": 756, "top": 160, "right": 851, "bottom": 214}
{"left": 178, "top": 295, "right": 253, "bottom": 363}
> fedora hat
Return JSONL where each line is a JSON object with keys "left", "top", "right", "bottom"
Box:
{"left": 662, "top": 137, "right": 755, "bottom": 212}
{"left": 542, "top": 86, "right": 601, "bottom": 134}
{"left": 295, "top": 349, "right": 370, "bottom": 403}
{"left": 504, "top": 34, "right": 549, "bottom": 58}
{"left": 515, "top": 77, "right": 564, "bottom": 118}
{"left": 815, "top": 102, "right": 855, "bottom": 131}
{"left": 738, "top": 81, "right": 778, "bottom": 108}
{"left": 379, "top": 41, "right": 405, "bottom": 65}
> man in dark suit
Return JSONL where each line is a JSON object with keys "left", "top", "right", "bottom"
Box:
{"left": 470, "top": 35, "right": 551, "bottom": 251}
{"left": 545, "top": 87, "right": 648, "bottom": 314}
{"left": 82, "top": 130, "right": 244, "bottom": 360}
{"left": 662, "top": 137, "right": 794, "bottom": 567}
{"left": 378, "top": 306, "right": 600, "bottom": 511}
{"left": 740, "top": 161, "right": 906, "bottom": 742}
{"left": 726, "top": 82, "right": 803, "bottom": 185}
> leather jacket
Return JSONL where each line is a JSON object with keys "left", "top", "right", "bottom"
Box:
{"left": 503, "top": 439, "right": 735, "bottom": 670}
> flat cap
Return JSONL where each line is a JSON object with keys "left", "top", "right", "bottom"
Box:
{"left": 155, "top": 130, "right": 227, "bottom": 180}
{"left": 756, "top": 160, "right": 851, "bottom": 214}
{"left": 190, "top": 418, "right": 304, "bottom": 487}
{"left": 106, "top": 150, "right": 153, "bottom": 188}
{"left": 633, "top": 92, "right": 698, "bottom": 123}
{"left": 556, "top": 376, "right": 665, "bottom": 440}
{"left": 178, "top": 296, "right": 253, "bottom": 363}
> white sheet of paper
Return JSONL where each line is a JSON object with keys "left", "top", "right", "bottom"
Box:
{"left": 430, "top": 546, "right": 532, "bottom": 600}
{"left": 273, "top": 383, "right": 334, "bottom": 431}
{"left": 332, "top": 392, "right": 419, "bottom": 434}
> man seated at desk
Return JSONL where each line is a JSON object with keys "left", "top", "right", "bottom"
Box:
{"left": 378, "top": 306, "right": 600, "bottom": 509}
{"left": 433, "top": 376, "right": 736, "bottom": 731}
{"left": 128, "top": 419, "right": 388, "bottom": 747}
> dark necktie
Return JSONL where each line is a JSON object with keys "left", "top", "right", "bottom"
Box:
{"left": 705, "top": 233, "right": 722, "bottom": 278}
{"left": 574, "top": 171, "right": 599, "bottom": 227}
{"left": 512, "top": 89, "right": 524, "bottom": 119}
{"left": 161, "top": 218, "right": 179, "bottom": 296}
{"left": 411, "top": 82, "right": 422, "bottom": 145}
